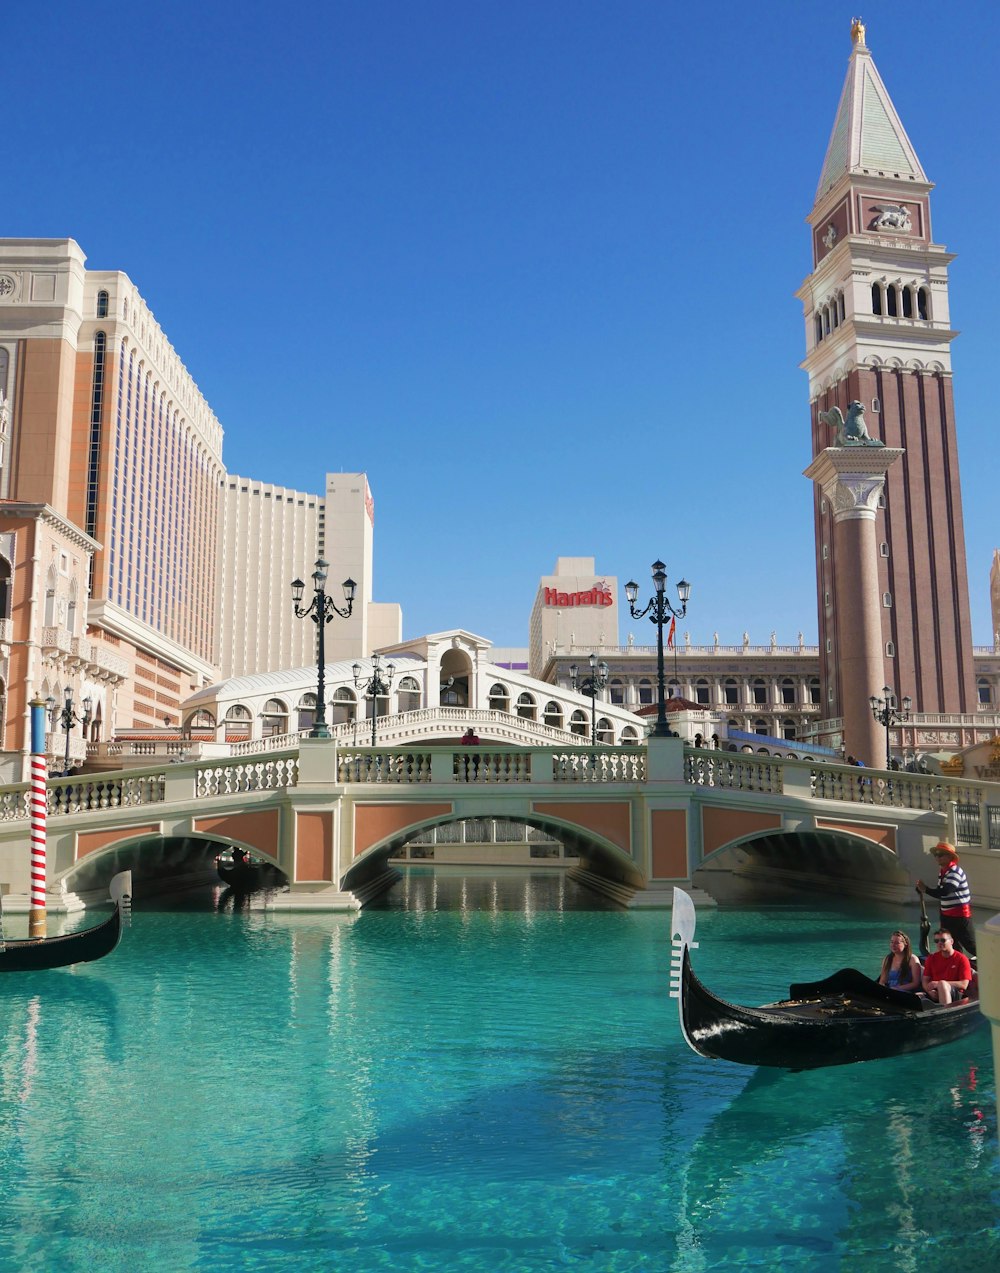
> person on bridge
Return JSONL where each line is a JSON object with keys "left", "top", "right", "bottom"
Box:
{"left": 916, "top": 843, "right": 977, "bottom": 957}
{"left": 460, "top": 728, "right": 480, "bottom": 745}
{"left": 877, "top": 931, "right": 922, "bottom": 992}
{"left": 921, "top": 929, "right": 972, "bottom": 1004}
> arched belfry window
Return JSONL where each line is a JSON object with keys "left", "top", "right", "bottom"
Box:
{"left": 96, "top": 291, "right": 109, "bottom": 318}
{"left": 917, "top": 287, "right": 929, "bottom": 320}
{"left": 872, "top": 283, "right": 882, "bottom": 315}
{"left": 815, "top": 314, "right": 823, "bottom": 344}
{"left": 902, "top": 287, "right": 913, "bottom": 319}
{"left": 886, "top": 285, "right": 898, "bottom": 317}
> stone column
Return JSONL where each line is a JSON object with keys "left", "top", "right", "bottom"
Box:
{"left": 804, "top": 447, "right": 904, "bottom": 767}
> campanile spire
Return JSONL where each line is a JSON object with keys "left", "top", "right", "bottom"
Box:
{"left": 798, "top": 26, "right": 976, "bottom": 732}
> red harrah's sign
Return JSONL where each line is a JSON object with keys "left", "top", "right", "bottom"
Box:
{"left": 544, "top": 583, "right": 614, "bottom": 608}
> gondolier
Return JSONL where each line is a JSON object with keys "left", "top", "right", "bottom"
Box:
{"left": 916, "top": 843, "right": 976, "bottom": 957}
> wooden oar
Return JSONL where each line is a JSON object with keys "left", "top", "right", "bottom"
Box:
{"left": 917, "top": 886, "right": 931, "bottom": 958}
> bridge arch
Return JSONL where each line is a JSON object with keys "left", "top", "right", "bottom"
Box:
{"left": 342, "top": 809, "right": 643, "bottom": 896}
{"left": 694, "top": 826, "right": 908, "bottom": 902}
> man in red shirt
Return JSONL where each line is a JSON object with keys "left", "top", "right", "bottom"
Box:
{"left": 921, "top": 929, "right": 972, "bottom": 1005}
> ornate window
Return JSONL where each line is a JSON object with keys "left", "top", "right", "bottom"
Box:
{"left": 752, "top": 679, "right": 767, "bottom": 705}
{"left": 223, "top": 704, "right": 252, "bottom": 740}
{"left": 871, "top": 283, "right": 882, "bottom": 315}
{"left": 609, "top": 678, "right": 625, "bottom": 705}
{"left": 397, "top": 676, "right": 421, "bottom": 713}
{"left": 543, "top": 701, "right": 563, "bottom": 730}
{"left": 724, "top": 679, "right": 739, "bottom": 705}
{"left": 96, "top": 291, "right": 109, "bottom": 318}
{"left": 331, "top": 687, "right": 356, "bottom": 724}
{"left": 695, "top": 679, "right": 710, "bottom": 705}
{"left": 488, "top": 683, "right": 510, "bottom": 713}
{"left": 516, "top": 692, "right": 536, "bottom": 721}
{"left": 809, "top": 678, "right": 821, "bottom": 704}
{"left": 780, "top": 679, "right": 796, "bottom": 705}
{"left": 782, "top": 719, "right": 797, "bottom": 741}
{"left": 261, "top": 698, "right": 288, "bottom": 737}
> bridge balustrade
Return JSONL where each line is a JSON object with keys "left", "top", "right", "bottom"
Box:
{"left": 552, "top": 749, "right": 645, "bottom": 783}
{"left": 336, "top": 751, "right": 433, "bottom": 784}
{"left": 684, "top": 751, "right": 783, "bottom": 794}
{"left": 49, "top": 772, "right": 166, "bottom": 816}
{"left": 195, "top": 754, "right": 300, "bottom": 797}
{"left": 808, "top": 763, "right": 984, "bottom": 814}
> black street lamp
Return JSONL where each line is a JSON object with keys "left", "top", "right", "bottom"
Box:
{"left": 569, "top": 653, "right": 611, "bottom": 747}
{"left": 291, "top": 559, "right": 356, "bottom": 738}
{"left": 625, "top": 561, "right": 691, "bottom": 739}
{"left": 47, "top": 687, "right": 92, "bottom": 775}
{"left": 869, "top": 686, "right": 912, "bottom": 769}
{"left": 353, "top": 654, "right": 396, "bottom": 747}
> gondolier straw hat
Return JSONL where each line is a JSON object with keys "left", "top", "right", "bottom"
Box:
{"left": 927, "top": 841, "right": 958, "bottom": 860}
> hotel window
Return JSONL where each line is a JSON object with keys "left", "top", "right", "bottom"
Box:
{"left": 695, "top": 679, "right": 710, "bottom": 706}
{"left": 781, "top": 679, "right": 796, "bottom": 705}
{"left": 882, "top": 592, "right": 892, "bottom": 608}
{"left": 724, "top": 679, "right": 738, "bottom": 705}
{"left": 752, "top": 679, "right": 767, "bottom": 705}
{"left": 809, "top": 678, "right": 821, "bottom": 704}
{"left": 886, "top": 642, "right": 895, "bottom": 658}
{"left": 543, "top": 701, "right": 563, "bottom": 730}
{"left": 638, "top": 678, "right": 654, "bottom": 705}
{"left": 880, "top": 542, "right": 889, "bottom": 557}
{"left": 978, "top": 679, "right": 993, "bottom": 706}
{"left": 96, "top": 290, "right": 109, "bottom": 318}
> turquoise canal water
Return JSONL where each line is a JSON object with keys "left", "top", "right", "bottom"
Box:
{"left": 1, "top": 867, "right": 997, "bottom": 1271}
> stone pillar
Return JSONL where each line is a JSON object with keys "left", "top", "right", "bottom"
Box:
{"left": 805, "top": 447, "right": 903, "bottom": 767}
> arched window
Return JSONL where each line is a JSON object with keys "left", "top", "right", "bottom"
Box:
{"left": 781, "top": 719, "right": 797, "bottom": 741}
{"left": 261, "top": 698, "right": 288, "bottom": 737}
{"left": 780, "top": 679, "right": 796, "bottom": 705}
{"left": 441, "top": 685, "right": 464, "bottom": 707}
{"left": 886, "top": 285, "right": 898, "bottom": 317}
{"left": 569, "top": 709, "right": 588, "bottom": 737}
{"left": 223, "top": 704, "right": 253, "bottom": 740}
{"left": 695, "top": 679, "right": 710, "bottom": 705}
{"left": 488, "top": 683, "right": 510, "bottom": 713}
{"left": 297, "top": 693, "right": 317, "bottom": 731}
{"left": 815, "top": 314, "right": 823, "bottom": 344}
{"left": 0, "top": 554, "right": 11, "bottom": 620}
{"left": 823, "top": 305, "right": 831, "bottom": 335}
{"left": 917, "top": 287, "right": 929, "bottom": 320}
{"left": 752, "top": 679, "right": 767, "bottom": 705}
{"left": 838, "top": 293, "right": 846, "bottom": 322}
{"left": 44, "top": 562, "right": 58, "bottom": 627}
{"left": 96, "top": 290, "right": 109, "bottom": 318}
{"left": 808, "top": 678, "right": 821, "bottom": 704}
{"left": 543, "top": 701, "right": 563, "bottom": 731}
{"left": 978, "top": 679, "right": 993, "bottom": 706}
{"left": 724, "top": 678, "right": 739, "bottom": 705}
{"left": 883, "top": 591, "right": 893, "bottom": 608}
{"left": 902, "top": 286, "right": 913, "bottom": 318}
{"left": 752, "top": 718, "right": 769, "bottom": 736}
{"left": 185, "top": 708, "right": 216, "bottom": 732}
{"left": 620, "top": 726, "right": 640, "bottom": 746}
{"left": 609, "top": 678, "right": 625, "bottom": 705}
{"left": 331, "top": 687, "right": 356, "bottom": 724}
{"left": 596, "top": 717, "right": 614, "bottom": 745}
{"left": 515, "top": 692, "right": 536, "bottom": 721}
{"left": 872, "top": 283, "right": 882, "bottom": 315}
{"left": 638, "top": 678, "right": 654, "bottom": 705}
{"left": 397, "top": 676, "right": 421, "bottom": 713}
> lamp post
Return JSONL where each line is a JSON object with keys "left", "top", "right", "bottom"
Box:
{"left": 291, "top": 559, "right": 356, "bottom": 738}
{"left": 353, "top": 654, "right": 396, "bottom": 747}
{"left": 869, "top": 686, "right": 912, "bottom": 769}
{"left": 624, "top": 561, "right": 691, "bottom": 739}
{"left": 47, "top": 687, "right": 92, "bottom": 775}
{"left": 569, "top": 653, "right": 611, "bottom": 747}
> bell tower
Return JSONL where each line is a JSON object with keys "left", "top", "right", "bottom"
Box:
{"left": 798, "top": 20, "right": 976, "bottom": 727}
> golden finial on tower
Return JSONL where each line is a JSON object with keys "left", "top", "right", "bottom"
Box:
{"left": 850, "top": 17, "right": 867, "bottom": 46}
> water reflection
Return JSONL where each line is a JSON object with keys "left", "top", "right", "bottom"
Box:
{"left": 370, "top": 866, "right": 621, "bottom": 913}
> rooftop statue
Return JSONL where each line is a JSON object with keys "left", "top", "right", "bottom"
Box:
{"left": 850, "top": 16, "right": 866, "bottom": 45}
{"left": 818, "top": 401, "right": 885, "bottom": 448}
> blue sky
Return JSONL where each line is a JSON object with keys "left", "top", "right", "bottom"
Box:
{"left": 9, "top": 2, "right": 999, "bottom": 647}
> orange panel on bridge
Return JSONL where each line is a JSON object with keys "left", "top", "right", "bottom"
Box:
{"left": 295, "top": 811, "right": 333, "bottom": 882}
{"left": 532, "top": 801, "right": 631, "bottom": 854}
{"left": 77, "top": 823, "right": 161, "bottom": 859}
{"left": 815, "top": 819, "right": 897, "bottom": 852}
{"left": 194, "top": 810, "right": 280, "bottom": 858}
{"left": 354, "top": 803, "right": 453, "bottom": 856}
{"left": 702, "top": 807, "right": 782, "bottom": 857}
{"left": 651, "top": 810, "right": 688, "bottom": 879}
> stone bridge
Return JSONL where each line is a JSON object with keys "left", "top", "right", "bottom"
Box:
{"left": 3, "top": 736, "right": 999, "bottom": 913}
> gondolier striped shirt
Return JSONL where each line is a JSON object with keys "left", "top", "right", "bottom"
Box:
{"left": 925, "top": 863, "right": 972, "bottom": 918}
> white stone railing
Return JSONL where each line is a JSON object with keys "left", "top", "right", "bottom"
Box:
{"left": 563, "top": 643, "right": 820, "bottom": 656}
{"left": 336, "top": 750, "right": 434, "bottom": 784}
{"left": 47, "top": 771, "right": 167, "bottom": 816}
{"left": 195, "top": 754, "right": 300, "bottom": 797}
{"left": 333, "top": 744, "right": 647, "bottom": 786}
{"left": 684, "top": 750, "right": 784, "bottom": 794}
{"left": 807, "top": 762, "right": 984, "bottom": 813}
{"left": 41, "top": 626, "right": 72, "bottom": 654}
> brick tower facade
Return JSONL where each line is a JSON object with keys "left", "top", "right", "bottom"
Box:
{"left": 798, "top": 21, "right": 976, "bottom": 726}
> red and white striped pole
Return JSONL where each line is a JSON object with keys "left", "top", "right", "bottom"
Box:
{"left": 28, "top": 698, "right": 48, "bottom": 938}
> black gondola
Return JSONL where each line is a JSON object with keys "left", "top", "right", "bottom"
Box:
{"left": 669, "top": 887, "right": 984, "bottom": 1070}
{"left": 216, "top": 851, "right": 275, "bottom": 892}
{"left": 0, "top": 872, "right": 131, "bottom": 974}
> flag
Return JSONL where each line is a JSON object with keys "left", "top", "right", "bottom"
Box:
{"left": 667, "top": 616, "right": 676, "bottom": 648}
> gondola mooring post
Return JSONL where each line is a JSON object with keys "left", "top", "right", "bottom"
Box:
{"left": 28, "top": 698, "right": 48, "bottom": 938}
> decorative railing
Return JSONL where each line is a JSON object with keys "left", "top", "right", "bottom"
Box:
{"left": 48, "top": 772, "right": 166, "bottom": 816}
{"left": 551, "top": 748, "right": 646, "bottom": 783}
{"left": 562, "top": 642, "right": 820, "bottom": 657}
{"left": 0, "top": 617, "right": 12, "bottom": 644}
{"left": 807, "top": 764, "right": 983, "bottom": 814}
{"left": 684, "top": 751, "right": 784, "bottom": 794}
{"left": 0, "top": 788, "right": 31, "bottom": 821}
{"left": 195, "top": 754, "right": 299, "bottom": 797}
{"left": 337, "top": 751, "right": 433, "bottom": 784}
{"left": 41, "top": 626, "right": 73, "bottom": 654}
{"left": 453, "top": 750, "right": 533, "bottom": 783}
